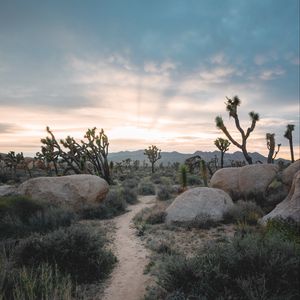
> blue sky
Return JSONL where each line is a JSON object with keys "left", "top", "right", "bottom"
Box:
{"left": 0, "top": 0, "right": 299, "bottom": 159}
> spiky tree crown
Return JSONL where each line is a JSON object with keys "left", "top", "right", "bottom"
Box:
{"left": 214, "top": 138, "right": 230, "bottom": 152}
{"left": 249, "top": 111, "right": 260, "bottom": 121}
{"left": 215, "top": 116, "right": 224, "bottom": 128}
{"left": 225, "top": 96, "right": 241, "bottom": 117}
{"left": 284, "top": 124, "right": 295, "bottom": 139}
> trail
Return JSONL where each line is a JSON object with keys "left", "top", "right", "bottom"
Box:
{"left": 102, "top": 195, "right": 156, "bottom": 300}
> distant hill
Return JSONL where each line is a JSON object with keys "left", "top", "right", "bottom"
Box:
{"left": 108, "top": 150, "right": 277, "bottom": 165}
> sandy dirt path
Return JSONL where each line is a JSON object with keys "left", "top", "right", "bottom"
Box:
{"left": 102, "top": 195, "right": 156, "bottom": 300}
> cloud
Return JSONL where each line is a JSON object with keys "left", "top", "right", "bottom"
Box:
{"left": 259, "top": 68, "right": 285, "bottom": 80}
{"left": 0, "top": 123, "right": 19, "bottom": 134}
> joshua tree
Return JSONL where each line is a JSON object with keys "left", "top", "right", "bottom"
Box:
{"left": 215, "top": 96, "right": 259, "bottom": 165}
{"left": 180, "top": 164, "right": 187, "bottom": 190}
{"left": 39, "top": 127, "right": 111, "bottom": 183}
{"left": 284, "top": 124, "right": 295, "bottom": 162}
{"left": 214, "top": 138, "right": 230, "bottom": 168}
{"left": 266, "top": 133, "right": 281, "bottom": 164}
{"left": 184, "top": 155, "right": 202, "bottom": 173}
{"left": 144, "top": 145, "right": 161, "bottom": 173}
{"left": 200, "top": 159, "right": 208, "bottom": 187}
{"left": 4, "top": 151, "right": 24, "bottom": 179}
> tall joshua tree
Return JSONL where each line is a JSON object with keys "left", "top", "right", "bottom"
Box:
{"left": 284, "top": 124, "right": 295, "bottom": 162}
{"left": 266, "top": 133, "right": 281, "bottom": 164}
{"left": 215, "top": 96, "right": 259, "bottom": 165}
{"left": 214, "top": 138, "right": 230, "bottom": 168}
{"left": 144, "top": 145, "right": 161, "bottom": 173}
{"left": 39, "top": 127, "right": 111, "bottom": 183}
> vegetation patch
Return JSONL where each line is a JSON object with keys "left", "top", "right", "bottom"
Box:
{"left": 224, "top": 200, "right": 264, "bottom": 225}
{"left": 145, "top": 228, "right": 300, "bottom": 300}
{"left": 0, "top": 195, "right": 76, "bottom": 239}
{"left": 138, "top": 179, "right": 156, "bottom": 195}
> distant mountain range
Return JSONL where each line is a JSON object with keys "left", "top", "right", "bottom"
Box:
{"left": 0, "top": 150, "right": 289, "bottom": 166}
{"left": 108, "top": 150, "right": 288, "bottom": 165}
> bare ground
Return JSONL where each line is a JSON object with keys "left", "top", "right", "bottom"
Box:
{"left": 102, "top": 195, "right": 156, "bottom": 300}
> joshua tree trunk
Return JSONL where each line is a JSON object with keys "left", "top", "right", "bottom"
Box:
{"left": 242, "top": 145, "right": 253, "bottom": 164}
{"left": 220, "top": 151, "right": 224, "bottom": 168}
{"left": 151, "top": 162, "right": 154, "bottom": 173}
{"left": 289, "top": 138, "right": 294, "bottom": 163}
{"left": 284, "top": 124, "right": 295, "bottom": 163}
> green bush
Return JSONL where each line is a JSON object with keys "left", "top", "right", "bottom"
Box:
{"left": 121, "top": 186, "right": 138, "bottom": 204}
{"left": 0, "top": 262, "right": 74, "bottom": 300}
{"left": 133, "top": 206, "right": 166, "bottom": 225}
{"left": 182, "top": 213, "right": 219, "bottom": 229}
{"left": 187, "top": 174, "right": 202, "bottom": 186}
{"left": 78, "top": 189, "right": 127, "bottom": 220}
{"left": 105, "top": 188, "right": 127, "bottom": 211}
{"left": 0, "top": 196, "right": 76, "bottom": 239}
{"left": 138, "top": 180, "right": 155, "bottom": 195}
{"left": 147, "top": 231, "right": 300, "bottom": 299}
{"left": 0, "top": 195, "right": 43, "bottom": 222}
{"left": 121, "top": 178, "right": 139, "bottom": 189}
{"left": 13, "top": 224, "right": 116, "bottom": 284}
{"left": 265, "top": 218, "right": 300, "bottom": 244}
{"left": 224, "top": 200, "right": 264, "bottom": 225}
{"left": 157, "top": 185, "right": 172, "bottom": 201}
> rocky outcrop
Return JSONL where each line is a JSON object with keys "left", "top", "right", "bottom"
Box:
{"left": 18, "top": 174, "right": 109, "bottom": 209}
{"left": 208, "top": 167, "right": 239, "bottom": 197}
{"left": 210, "top": 164, "right": 278, "bottom": 199}
{"left": 260, "top": 170, "right": 300, "bottom": 223}
{"left": 165, "top": 187, "right": 233, "bottom": 224}
{"left": 282, "top": 160, "right": 300, "bottom": 189}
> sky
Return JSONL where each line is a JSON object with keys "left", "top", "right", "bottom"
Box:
{"left": 0, "top": 0, "right": 299, "bottom": 159}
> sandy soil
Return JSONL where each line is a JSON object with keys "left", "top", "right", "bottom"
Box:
{"left": 102, "top": 195, "right": 156, "bottom": 300}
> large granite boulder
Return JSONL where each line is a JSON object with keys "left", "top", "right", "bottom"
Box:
{"left": 18, "top": 174, "right": 109, "bottom": 209}
{"left": 165, "top": 187, "right": 233, "bottom": 224}
{"left": 260, "top": 170, "right": 300, "bottom": 223}
{"left": 208, "top": 167, "right": 239, "bottom": 197}
{"left": 210, "top": 164, "right": 278, "bottom": 199}
{"left": 282, "top": 160, "right": 300, "bottom": 189}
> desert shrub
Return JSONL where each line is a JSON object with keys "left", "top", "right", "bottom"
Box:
{"left": 224, "top": 200, "right": 264, "bottom": 225}
{"left": 121, "top": 178, "right": 139, "bottom": 189}
{"left": 0, "top": 196, "right": 76, "bottom": 239}
{"left": 133, "top": 205, "right": 166, "bottom": 225}
{"left": 147, "top": 231, "right": 300, "bottom": 299}
{"left": 181, "top": 213, "right": 219, "bottom": 229}
{"left": 187, "top": 174, "right": 202, "bottom": 186}
{"left": 0, "top": 195, "right": 43, "bottom": 221}
{"left": 120, "top": 186, "right": 138, "bottom": 204}
{"left": 77, "top": 204, "right": 113, "bottom": 220}
{"left": 138, "top": 180, "right": 155, "bottom": 195}
{"left": 148, "top": 240, "right": 178, "bottom": 255}
{"left": 150, "top": 173, "right": 162, "bottom": 184}
{"left": 105, "top": 188, "right": 127, "bottom": 211}
{"left": 0, "top": 261, "right": 73, "bottom": 300}
{"left": 265, "top": 217, "right": 300, "bottom": 244}
{"left": 157, "top": 185, "right": 172, "bottom": 201}
{"left": 78, "top": 189, "right": 127, "bottom": 220}
{"left": 13, "top": 224, "right": 116, "bottom": 284}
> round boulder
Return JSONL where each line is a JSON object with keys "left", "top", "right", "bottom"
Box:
{"left": 165, "top": 187, "right": 233, "bottom": 224}
{"left": 18, "top": 174, "right": 109, "bottom": 209}
{"left": 238, "top": 164, "right": 278, "bottom": 196}
{"left": 282, "top": 160, "right": 300, "bottom": 189}
{"left": 209, "top": 167, "right": 239, "bottom": 198}
{"left": 210, "top": 164, "right": 278, "bottom": 200}
{"left": 260, "top": 170, "right": 300, "bottom": 224}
